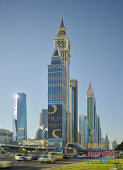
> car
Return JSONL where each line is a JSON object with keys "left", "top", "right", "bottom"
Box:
{"left": 0, "top": 159, "right": 13, "bottom": 169}
{"left": 0, "top": 154, "right": 5, "bottom": 159}
{"left": 56, "top": 152, "right": 63, "bottom": 160}
{"left": 15, "top": 154, "right": 25, "bottom": 161}
{"left": 48, "top": 152, "right": 63, "bottom": 161}
{"left": 24, "top": 154, "right": 32, "bottom": 161}
{"left": 63, "top": 154, "right": 70, "bottom": 159}
{"left": 38, "top": 155, "right": 55, "bottom": 163}
{"left": 77, "top": 154, "right": 87, "bottom": 159}
{"left": 68, "top": 154, "right": 74, "bottom": 158}
{"left": 31, "top": 154, "right": 40, "bottom": 160}
{"left": 8, "top": 153, "right": 15, "bottom": 160}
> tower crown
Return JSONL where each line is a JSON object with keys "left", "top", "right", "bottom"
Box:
{"left": 54, "top": 18, "right": 71, "bottom": 57}
{"left": 51, "top": 45, "right": 62, "bottom": 64}
{"left": 87, "top": 83, "right": 94, "bottom": 96}
{"left": 52, "top": 45, "right": 61, "bottom": 57}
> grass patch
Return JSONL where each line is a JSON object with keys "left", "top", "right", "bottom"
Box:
{"left": 55, "top": 159, "right": 123, "bottom": 170}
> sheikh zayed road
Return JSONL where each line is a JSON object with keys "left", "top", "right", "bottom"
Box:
{"left": 0, "top": 17, "right": 121, "bottom": 169}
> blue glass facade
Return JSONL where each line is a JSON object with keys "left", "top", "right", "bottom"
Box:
{"left": 87, "top": 84, "right": 100, "bottom": 148}
{"left": 48, "top": 47, "right": 66, "bottom": 145}
{"left": 87, "top": 96, "right": 95, "bottom": 144}
{"left": 39, "top": 109, "right": 48, "bottom": 129}
{"left": 13, "top": 93, "right": 27, "bottom": 142}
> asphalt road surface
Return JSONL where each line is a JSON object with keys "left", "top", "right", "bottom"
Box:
{"left": 11, "top": 159, "right": 87, "bottom": 170}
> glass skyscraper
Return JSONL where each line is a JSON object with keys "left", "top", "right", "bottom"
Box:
{"left": 87, "top": 83, "right": 95, "bottom": 145}
{"left": 87, "top": 83, "right": 102, "bottom": 149}
{"left": 13, "top": 93, "right": 27, "bottom": 142}
{"left": 48, "top": 46, "right": 66, "bottom": 145}
{"left": 35, "top": 109, "right": 48, "bottom": 140}
{"left": 39, "top": 109, "right": 48, "bottom": 129}
{"left": 79, "top": 115, "right": 87, "bottom": 148}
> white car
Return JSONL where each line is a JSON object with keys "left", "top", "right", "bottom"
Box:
{"left": 15, "top": 154, "right": 25, "bottom": 161}
{"left": 38, "top": 155, "right": 55, "bottom": 163}
{"left": 23, "top": 154, "right": 32, "bottom": 161}
{"left": 77, "top": 154, "right": 86, "bottom": 159}
{"left": 0, "top": 160, "right": 13, "bottom": 169}
{"left": 68, "top": 154, "right": 74, "bottom": 158}
{"left": 48, "top": 152, "right": 63, "bottom": 161}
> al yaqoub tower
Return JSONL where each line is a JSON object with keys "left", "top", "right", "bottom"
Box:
{"left": 87, "top": 83, "right": 95, "bottom": 145}
{"left": 54, "top": 18, "right": 71, "bottom": 143}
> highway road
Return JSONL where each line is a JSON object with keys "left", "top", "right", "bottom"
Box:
{"left": 11, "top": 159, "right": 87, "bottom": 170}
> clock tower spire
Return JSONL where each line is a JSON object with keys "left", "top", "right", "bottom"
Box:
{"left": 57, "top": 17, "right": 66, "bottom": 36}
{"left": 60, "top": 17, "right": 65, "bottom": 27}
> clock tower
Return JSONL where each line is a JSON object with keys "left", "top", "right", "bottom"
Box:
{"left": 54, "top": 18, "right": 71, "bottom": 143}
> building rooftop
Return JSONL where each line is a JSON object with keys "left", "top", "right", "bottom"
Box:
{"left": 0, "top": 129, "right": 13, "bottom": 134}
{"left": 87, "top": 83, "right": 94, "bottom": 96}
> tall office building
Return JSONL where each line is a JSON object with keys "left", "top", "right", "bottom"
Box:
{"left": 87, "top": 83, "right": 95, "bottom": 146}
{"left": 97, "top": 115, "right": 102, "bottom": 146}
{"left": 101, "top": 137, "right": 105, "bottom": 150}
{"left": 94, "top": 112, "right": 98, "bottom": 144}
{"left": 112, "top": 140, "right": 117, "bottom": 150}
{"left": 0, "top": 129, "right": 13, "bottom": 144}
{"left": 35, "top": 109, "right": 48, "bottom": 140}
{"left": 99, "top": 127, "right": 102, "bottom": 147}
{"left": 70, "top": 79, "right": 78, "bottom": 143}
{"left": 39, "top": 109, "right": 48, "bottom": 129}
{"left": 79, "top": 115, "right": 87, "bottom": 148}
{"left": 79, "top": 115, "right": 84, "bottom": 147}
{"left": 70, "top": 86, "right": 74, "bottom": 143}
{"left": 35, "top": 125, "right": 48, "bottom": 140}
{"left": 48, "top": 45, "right": 66, "bottom": 146}
{"left": 54, "top": 18, "right": 71, "bottom": 143}
{"left": 77, "top": 131, "right": 81, "bottom": 144}
{"left": 13, "top": 93, "right": 27, "bottom": 142}
{"left": 35, "top": 126, "right": 44, "bottom": 140}
{"left": 105, "top": 134, "right": 109, "bottom": 150}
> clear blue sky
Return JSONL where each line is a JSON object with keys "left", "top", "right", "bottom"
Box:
{"left": 0, "top": 0, "right": 123, "bottom": 143}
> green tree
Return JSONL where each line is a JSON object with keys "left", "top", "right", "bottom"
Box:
{"left": 116, "top": 141, "right": 123, "bottom": 151}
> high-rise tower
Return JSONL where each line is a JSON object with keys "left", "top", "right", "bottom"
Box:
{"left": 39, "top": 109, "right": 48, "bottom": 129}
{"left": 48, "top": 46, "right": 66, "bottom": 145}
{"left": 54, "top": 18, "right": 71, "bottom": 142}
{"left": 13, "top": 93, "right": 27, "bottom": 142}
{"left": 97, "top": 115, "right": 101, "bottom": 146}
{"left": 35, "top": 109, "right": 48, "bottom": 140}
{"left": 79, "top": 114, "right": 87, "bottom": 148}
{"left": 105, "top": 134, "right": 109, "bottom": 150}
{"left": 70, "top": 79, "right": 78, "bottom": 143}
{"left": 87, "top": 83, "right": 95, "bottom": 145}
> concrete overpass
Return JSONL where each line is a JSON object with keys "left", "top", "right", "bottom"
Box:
{"left": 0, "top": 143, "right": 56, "bottom": 153}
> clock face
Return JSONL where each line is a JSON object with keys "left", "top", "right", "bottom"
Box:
{"left": 57, "top": 40, "right": 66, "bottom": 48}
